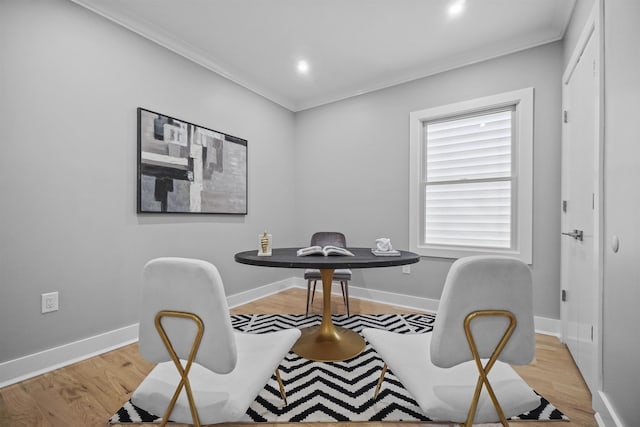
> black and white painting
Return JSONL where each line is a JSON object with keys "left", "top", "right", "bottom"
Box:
{"left": 137, "top": 108, "right": 247, "bottom": 214}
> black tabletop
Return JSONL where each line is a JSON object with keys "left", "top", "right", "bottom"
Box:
{"left": 234, "top": 247, "right": 420, "bottom": 269}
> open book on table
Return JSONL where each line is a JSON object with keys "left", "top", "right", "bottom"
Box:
{"left": 296, "top": 245, "right": 354, "bottom": 257}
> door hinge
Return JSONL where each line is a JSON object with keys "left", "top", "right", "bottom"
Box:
{"left": 591, "top": 325, "right": 594, "bottom": 341}
{"left": 561, "top": 289, "right": 568, "bottom": 302}
{"left": 562, "top": 200, "right": 567, "bottom": 213}
{"left": 563, "top": 110, "right": 568, "bottom": 123}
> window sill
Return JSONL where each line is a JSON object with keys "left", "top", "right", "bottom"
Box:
{"left": 411, "top": 244, "right": 532, "bottom": 264}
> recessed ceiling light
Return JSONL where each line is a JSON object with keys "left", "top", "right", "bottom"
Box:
{"left": 297, "top": 60, "right": 310, "bottom": 74}
{"left": 448, "top": 0, "right": 466, "bottom": 16}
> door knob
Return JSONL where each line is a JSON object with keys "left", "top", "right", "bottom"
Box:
{"left": 562, "top": 229, "right": 583, "bottom": 241}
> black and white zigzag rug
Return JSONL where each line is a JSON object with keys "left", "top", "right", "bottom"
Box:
{"left": 110, "top": 314, "right": 569, "bottom": 424}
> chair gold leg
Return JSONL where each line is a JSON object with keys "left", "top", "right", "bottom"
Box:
{"left": 373, "top": 363, "right": 388, "bottom": 400}
{"left": 160, "top": 383, "right": 180, "bottom": 427}
{"left": 275, "top": 368, "right": 288, "bottom": 406}
{"left": 462, "top": 310, "right": 517, "bottom": 427}
{"left": 155, "top": 310, "right": 205, "bottom": 427}
{"left": 463, "top": 376, "right": 484, "bottom": 427}
{"left": 160, "top": 375, "right": 200, "bottom": 427}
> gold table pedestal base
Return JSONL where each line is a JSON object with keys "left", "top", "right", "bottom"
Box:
{"left": 292, "top": 325, "right": 366, "bottom": 362}
{"left": 292, "top": 268, "right": 366, "bottom": 362}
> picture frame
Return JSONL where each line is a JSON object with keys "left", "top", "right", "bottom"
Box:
{"left": 137, "top": 108, "right": 247, "bottom": 214}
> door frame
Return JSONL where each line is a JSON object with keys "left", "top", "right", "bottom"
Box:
{"left": 560, "top": 0, "right": 604, "bottom": 397}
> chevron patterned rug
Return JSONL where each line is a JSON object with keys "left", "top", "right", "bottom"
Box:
{"left": 110, "top": 314, "right": 568, "bottom": 424}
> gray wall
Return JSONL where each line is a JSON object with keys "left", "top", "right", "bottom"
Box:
{"left": 601, "top": 0, "right": 640, "bottom": 424}
{"left": 0, "top": 0, "right": 566, "bottom": 368}
{"left": 563, "top": 0, "right": 596, "bottom": 67}
{"left": 294, "top": 42, "right": 564, "bottom": 319}
{"left": 0, "top": 0, "right": 296, "bottom": 362}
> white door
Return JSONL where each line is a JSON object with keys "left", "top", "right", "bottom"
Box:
{"left": 561, "top": 27, "right": 599, "bottom": 393}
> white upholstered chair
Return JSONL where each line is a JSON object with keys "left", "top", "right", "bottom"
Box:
{"left": 362, "top": 255, "right": 539, "bottom": 426}
{"left": 131, "top": 257, "right": 301, "bottom": 426}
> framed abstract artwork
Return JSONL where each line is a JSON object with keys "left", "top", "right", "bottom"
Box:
{"left": 137, "top": 108, "right": 247, "bottom": 214}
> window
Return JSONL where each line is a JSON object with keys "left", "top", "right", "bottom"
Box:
{"left": 409, "top": 88, "right": 533, "bottom": 262}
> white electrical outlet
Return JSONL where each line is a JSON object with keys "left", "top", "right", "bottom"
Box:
{"left": 402, "top": 265, "right": 411, "bottom": 274}
{"left": 41, "top": 292, "right": 59, "bottom": 313}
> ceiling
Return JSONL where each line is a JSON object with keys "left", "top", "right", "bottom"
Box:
{"left": 71, "top": 0, "right": 576, "bottom": 112}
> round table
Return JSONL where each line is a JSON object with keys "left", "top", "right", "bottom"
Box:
{"left": 234, "top": 247, "right": 420, "bottom": 362}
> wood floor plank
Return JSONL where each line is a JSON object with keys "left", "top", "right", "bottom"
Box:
{"left": 0, "top": 287, "right": 596, "bottom": 426}
{"left": 0, "top": 381, "right": 55, "bottom": 427}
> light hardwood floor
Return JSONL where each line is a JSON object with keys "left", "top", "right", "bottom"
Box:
{"left": 0, "top": 287, "right": 597, "bottom": 427}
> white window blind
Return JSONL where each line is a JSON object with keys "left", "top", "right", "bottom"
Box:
{"left": 423, "top": 109, "right": 514, "bottom": 249}
{"left": 409, "top": 88, "right": 533, "bottom": 262}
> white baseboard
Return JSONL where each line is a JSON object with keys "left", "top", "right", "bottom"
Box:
{"left": 226, "top": 277, "right": 299, "bottom": 308}
{"left": 0, "top": 323, "right": 138, "bottom": 389}
{"left": 0, "top": 276, "right": 561, "bottom": 388}
{"left": 0, "top": 278, "right": 298, "bottom": 388}
{"left": 595, "top": 412, "right": 608, "bottom": 427}
{"left": 345, "top": 284, "right": 441, "bottom": 312}
{"left": 533, "top": 315, "right": 561, "bottom": 337}
{"left": 594, "top": 390, "right": 625, "bottom": 427}
{"left": 291, "top": 280, "right": 441, "bottom": 312}
{"left": 294, "top": 281, "right": 560, "bottom": 336}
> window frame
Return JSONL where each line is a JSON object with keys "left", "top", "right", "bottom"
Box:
{"left": 409, "top": 88, "right": 534, "bottom": 263}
